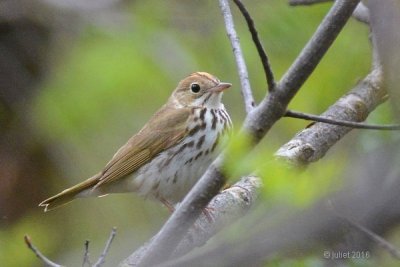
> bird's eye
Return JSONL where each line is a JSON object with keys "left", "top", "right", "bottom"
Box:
{"left": 190, "top": 83, "right": 201, "bottom": 93}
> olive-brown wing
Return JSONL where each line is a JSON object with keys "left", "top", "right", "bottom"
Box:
{"left": 94, "top": 105, "right": 191, "bottom": 187}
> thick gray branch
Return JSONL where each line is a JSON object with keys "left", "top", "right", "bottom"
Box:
{"left": 119, "top": 176, "right": 262, "bottom": 266}
{"left": 275, "top": 68, "right": 386, "bottom": 165}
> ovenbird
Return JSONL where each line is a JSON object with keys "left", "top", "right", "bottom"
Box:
{"left": 40, "top": 72, "right": 232, "bottom": 211}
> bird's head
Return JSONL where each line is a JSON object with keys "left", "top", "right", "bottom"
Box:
{"left": 171, "top": 72, "right": 231, "bottom": 108}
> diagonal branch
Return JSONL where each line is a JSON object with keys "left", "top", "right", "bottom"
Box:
{"left": 337, "top": 214, "right": 400, "bottom": 260}
{"left": 134, "top": 157, "right": 226, "bottom": 267}
{"left": 24, "top": 235, "right": 64, "bottom": 267}
{"left": 276, "top": 68, "right": 386, "bottom": 165}
{"left": 219, "top": 0, "right": 255, "bottom": 113}
{"left": 143, "top": 141, "right": 400, "bottom": 266}
{"left": 93, "top": 227, "right": 117, "bottom": 267}
{"left": 132, "top": 1, "right": 360, "bottom": 266}
{"left": 120, "top": 175, "right": 261, "bottom": 266}
{"left": 274, "top": 0, "right": 360, "bottom": 103}
{"left": 233, "top": 0, "right": 275, "bottom": 91}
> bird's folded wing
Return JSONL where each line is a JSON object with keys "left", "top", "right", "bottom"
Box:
{"left": 94, "top": 105, "right": 191, "bottom": 187}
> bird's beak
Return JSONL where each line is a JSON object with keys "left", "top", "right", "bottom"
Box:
{"left": 210, "top": 82, "right": 232, "bottom": 93}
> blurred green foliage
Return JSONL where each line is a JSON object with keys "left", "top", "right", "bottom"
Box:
{"left": 224, "top": 130, "right": 342, "bottom": 207}
{"left": 3, "top": 1, "right": 397, "bottom": 266}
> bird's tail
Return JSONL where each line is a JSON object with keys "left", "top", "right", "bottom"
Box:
{"left": 39, "top": 173, "right": 101, "bottom": 212}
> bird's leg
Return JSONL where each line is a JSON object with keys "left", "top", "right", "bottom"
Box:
{"left": 159, "top": 197, "right": 175, "bottom": 213}
{"left": 160, "top": 197, "right": 214, "bottom": 224}
{"left": 202, "top": 206, "right": 215, "bottom": 223}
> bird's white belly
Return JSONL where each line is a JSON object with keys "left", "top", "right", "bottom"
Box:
{"left": 127, "top": 107, "right": 230, "bottom": 204}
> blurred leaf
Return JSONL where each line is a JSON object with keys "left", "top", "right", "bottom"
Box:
{"left": 257, "top": 154, "right": 344, "bottom": 207}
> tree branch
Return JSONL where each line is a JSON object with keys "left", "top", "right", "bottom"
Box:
{"left": 93, "top": 227, "right": 117, "bottom": 267}
{"left": 82, "top": 240, "right": 91, "bottom": 267}
{"left": 336, "top": 213, "right": 400, "bottom": 260}
{"left": 289, "top": 0, "right": 332, "bottom": 6}
{"left": 24, "top": 235, "right": 64, "bottom": 267}
{"left": 284, "top": 109, "right": 399, "bottom": 130}
{"left": 134, "top": 157, "right": 226, "bottom": 267}
{"left": 233, "top": 0, "right": 275, "bottom": 91}
{"left": 132, "top": 1, "right": 360, "bottom": 266}
{"left": 276, "top": 68, "right": 386, "bottom": 165}
{"left": 219, "top": 0, "right": 255, "bottom": 113}
{"left": 172, "top": 175, "right": 261, "bottom": 258}
{"left": 244, "top": 0, "right": 360, "bottom": 142}
{"left": 140, "top": 142, "right": 400, "bottom": 266}
{"left": 353, "top": 2, "right": 370, "bottom": 24}
{"left": 27, "top": 229, "right": 117, "bottom": 267}
{"left": 120, "top": 175, "right": 261, "bottom": 266}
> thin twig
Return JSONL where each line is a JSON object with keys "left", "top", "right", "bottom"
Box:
{"left": 82, "top": 240, "right": 91, "bottom": 267}
{"left": 329, "top": 201, "right": 400, "bottom": 261}
{"left": 219, "top": 0, "right": 255, "bottom": 113}
{"left": 340, "top": 216, "right": 400, "bottom": 260}
{"left": 233, "top": 0, "right": 275, "bottom": 91}
{"left": 93, "top": 227, "right": 117, "bottom": 267}
{"left": 285, "top": 110, "right": 400, "bottom": 130}
{"left": 289, "top": 0, "right": 332, "bottom": 6}
{"left": 24, "top": 235, "right": 64, "bottom": 267}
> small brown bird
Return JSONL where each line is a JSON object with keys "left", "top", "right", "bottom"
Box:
{"left": 40, "top": 72, "right": 232, "bottom": 212}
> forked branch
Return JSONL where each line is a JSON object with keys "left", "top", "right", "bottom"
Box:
{"left": 120, "top": 176, "right": 261, "bottom": 266}
{"left": 219, "top": 0, "right": 255, "bottom": 113}
{"left": 27, "top": 228, "right": 117, "bottom": 267}
{"left": 132, "top": 1, "right": 360, "bottom": 266}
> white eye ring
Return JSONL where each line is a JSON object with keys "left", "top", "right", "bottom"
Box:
{"left": 190, "top": 83, "right": 201, "bottom": 93}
